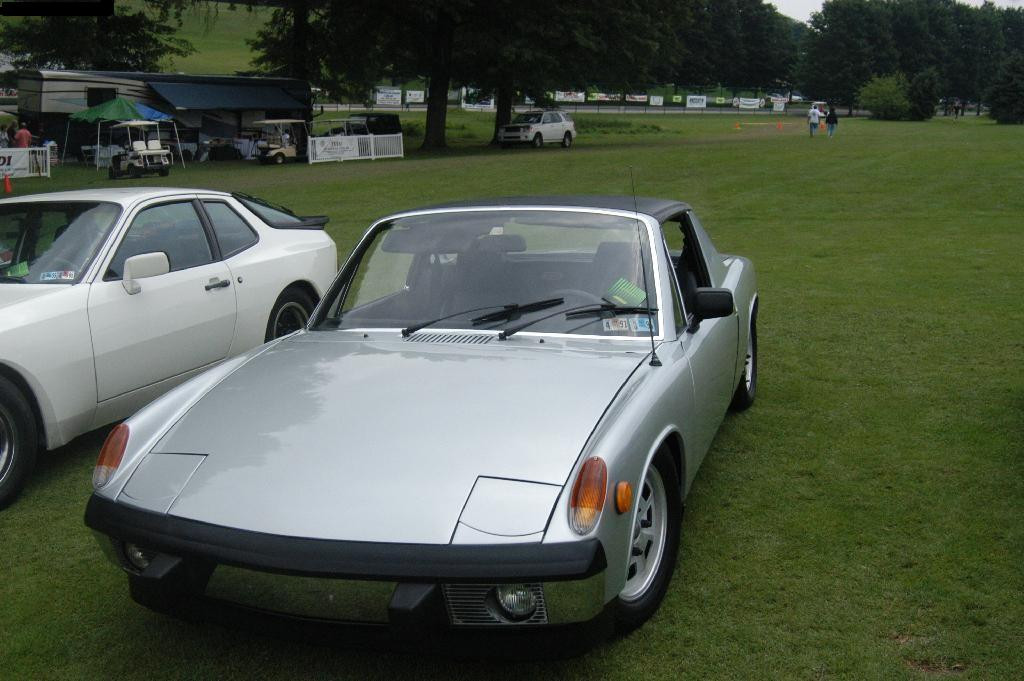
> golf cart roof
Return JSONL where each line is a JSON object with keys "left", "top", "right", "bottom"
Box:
{"left": 111, "top": 120, "right": 160, "bottom": 128}
{"left": 253, "top": 119, "right": 306, "bottom": 125}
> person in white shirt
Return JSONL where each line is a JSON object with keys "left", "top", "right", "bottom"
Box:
{"left": 808, "top": 105, "right": 821, "bottom": 137}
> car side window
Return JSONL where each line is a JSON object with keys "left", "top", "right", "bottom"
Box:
{"left": 664, "top": 214, "right": 711, "bottom": 316}
{"left": 542, "top": 113, "right": 556, "bottom": 123}
{"left": 106, "top": 202, "right": 213, "bottom": 280}
{"left": 203, "top": 201, "right": 258, "bottom": 258}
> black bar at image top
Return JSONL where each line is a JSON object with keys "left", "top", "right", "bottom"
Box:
{"left": 1, "top": 0, "right": 114, "bottom": 17}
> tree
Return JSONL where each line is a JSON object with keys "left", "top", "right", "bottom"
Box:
{"left": 0, "top": 8, "right": 193, "bottom": 71}
{"left": 986, "top": 51, "right": 1024, "bottom": 123}
{"left": 859, "top": 73, "right": 910, "bottom": 119}
{"left": 907, "top": 67, "right": 940, "bottom": 120}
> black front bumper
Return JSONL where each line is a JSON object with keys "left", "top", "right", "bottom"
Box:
{"left": 85, "top": 495, "right": 612, "bottom": 654}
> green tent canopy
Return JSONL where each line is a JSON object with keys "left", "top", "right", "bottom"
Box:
{"left": 69, "top": 97, "right": 142, "bottom": 123}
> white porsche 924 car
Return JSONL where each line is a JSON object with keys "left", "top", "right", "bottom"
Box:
{"left": 85, "top": 196, "right": 757, "bottom": 651}
{"left": 0, "top": 188, "right": 337, "bottom": 506}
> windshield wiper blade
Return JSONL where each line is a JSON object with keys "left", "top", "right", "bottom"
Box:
{"left": 470, "top": 297, "right": 565, "bottom": 324}
{"left": 0, "top": 275, "right": 26, "bottom": 283}
{"left": 401, "top": 297, "right": 565, "bottom": 337}
{"left": 498, "top": 302, "right": 659, "bottom": 340}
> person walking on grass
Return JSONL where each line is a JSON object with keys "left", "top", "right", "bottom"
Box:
{"left": 826, "top": 105, "right": 838, "bottom": 138}
{"left": 808, "top": 104, "right": 821, "bottom": 137}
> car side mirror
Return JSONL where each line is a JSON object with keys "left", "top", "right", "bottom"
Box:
{"left": 122, "top": 252, "right": 169, "bottom": 295}
{"left": 693, "top": 287, "right": 734, "bottom": 321}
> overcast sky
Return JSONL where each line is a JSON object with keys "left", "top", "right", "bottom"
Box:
{"left": 773, "top": 0, "right": 1024, "bottom": 22}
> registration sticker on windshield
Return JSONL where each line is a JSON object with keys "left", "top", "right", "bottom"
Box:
{"left": 629, "top": 317, "right": 657, "bottom": 333}
{"left": 40, "top": 270, "right": 75, "bottom": 281}
{"left": 603, "top": 318, "right": 630, "bottom": 332}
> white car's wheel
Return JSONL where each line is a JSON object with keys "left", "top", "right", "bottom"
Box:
{"left": 561, "top": 132, "right": 573, "bottom": 148}
{"left": 730, "top": 300, "right": 758, "bottom": 411}
{"left": 265, "top": 287, "right": 315, "bottom": 341}
{"left": 0, "top": 375, "right": 38, "bottom": 509}
{"left": 615, "top": 447, "right": 681, "bottom": 632}
{"left": 532, "top": 133, "right": 543, "bottom": 148}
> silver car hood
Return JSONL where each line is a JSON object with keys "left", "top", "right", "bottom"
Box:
{"left": 152, "top": 331, "right": 645, "bottom": 544}
{"left": 0, "top": 284, "right": 68, "bottom": 311}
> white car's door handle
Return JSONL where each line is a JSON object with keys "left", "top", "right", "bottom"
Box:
{"left": 204, "top": 278, "right": 231, "bottom": 291}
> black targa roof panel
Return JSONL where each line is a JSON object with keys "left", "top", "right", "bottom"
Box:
{"left": 423, "top": 196, "right": 693, "bottom": 223}
{"left": 149, "top": 82, "right": 305, "bottom": 111}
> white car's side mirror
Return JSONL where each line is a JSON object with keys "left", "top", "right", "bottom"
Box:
{"left": 122, "top": 252, "right": 169, "bottom": 295}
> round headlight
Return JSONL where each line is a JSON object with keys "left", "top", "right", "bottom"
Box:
{"left": 493, "top": 584, "right": 537, "bottom": 621}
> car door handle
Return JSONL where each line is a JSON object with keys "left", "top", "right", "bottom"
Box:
{"left": 204, "top": 278, "right": 231, "bottom": 291}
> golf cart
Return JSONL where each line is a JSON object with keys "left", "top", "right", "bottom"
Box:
{"left": 108, "top": 121, "right": 171, "bottom": 179}
{"left": 254, "top": 119, "right": 309, "bottom": 164}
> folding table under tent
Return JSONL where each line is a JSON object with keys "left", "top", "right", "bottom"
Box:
{"left": 62, "top": 97, "right": 186, "bottom": 168}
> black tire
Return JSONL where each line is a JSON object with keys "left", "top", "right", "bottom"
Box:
{"left": 532, "top": 133, "right": 543, "bottom": 148}
{"left": 561, "top": 132, "right": 573, "bottom": 148}
{"left": 0, "top": 375, "right": 39, "bottom": 509}
{"left": 273, "top": 153, "right": 285, "bottom": 165}
{"left": 264, "top": 286, "right": 315, "bottom": 342}
{"left": 615, "top": 447, "right": 682, "bottom": 633}
{"left": 729, "top": 300, "right": 758, "bottom": 411}
{"left": 129, "top": 164, "right": 141, "bottom": 179}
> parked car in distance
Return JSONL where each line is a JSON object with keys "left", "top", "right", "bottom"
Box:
{"left": 0, "top": 188, "right": 337, "bottom": 507}
{"left": 497, "top": 110, "right": 576, "bottom": 149}
{"left": 85, "top": 196, "right": 758, "bottom": 652}
{"left": 325, "top": 120, "right": 371, "bottom": 137}
{"left": 347, "top": 113, "right": 402, "bottom": 135}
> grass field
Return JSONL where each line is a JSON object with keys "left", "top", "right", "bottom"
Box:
{"left": 1, "top": 112, "right": 1022, "bottom": 679}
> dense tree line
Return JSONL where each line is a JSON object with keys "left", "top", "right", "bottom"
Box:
{"left": 799, "top": 0, "right": 1024, "bottom": 114}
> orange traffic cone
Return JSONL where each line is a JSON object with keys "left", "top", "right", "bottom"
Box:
{"left": 734, "top": 122, "right": 742, "bottom": 130}
{"left": 3, "top": 174, "right": 11, "bottom": 194}
{"left": 776, "top": 122, "right": 784, "bottom": 131}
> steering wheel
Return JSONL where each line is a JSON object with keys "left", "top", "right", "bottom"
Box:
{"left": 550, "top": 288, "right": 604, "bottom": 305}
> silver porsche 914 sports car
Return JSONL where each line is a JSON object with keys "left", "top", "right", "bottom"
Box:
{"left": 85, "top": 196, "right": 758, "bottom": 650}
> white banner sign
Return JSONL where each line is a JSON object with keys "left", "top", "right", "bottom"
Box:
{"left": 311, "top": 136, "right": 360, "bottom": 162}
{"left": 375, "top": 87, "right": 402, "bottom": 106}
{"left": 554, "top": 91, "right": 585, "bottom": 103}
{"left": 405, "top": 90, "right": 424, "bottom": 103}
{"left": 773, "top": 100, "right": 786, "bottom": 112}
{"left": 649, "top": 95, "right": 664, "bottom": 106}
{"left": 625, "top": 94, "right": 648, "bottom": 103}
{"left": 587, "top": 92, "right": 618, "bottom": 102}
{"left": 734, "top": 97, "right": 765, "bottom": 109}
{"left": 686, "top": 95, "right": 707, "bottom": 109}
{"left": 0, "top": 148, "right": 50, "bottom": 178}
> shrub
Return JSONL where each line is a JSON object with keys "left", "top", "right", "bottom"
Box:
{"left": 986, "top": 51, "right": 1024, "bottom": 124}
{"left": 908, "top": 68, "right": 940, "bottom": 121}
{"left": 859, "top": 74, "right": 910, "bottom": 120}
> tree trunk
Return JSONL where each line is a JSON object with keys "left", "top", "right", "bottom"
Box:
{"left": 422, "top": 10, "right": 454, "bottom": 150}
{"left": 490, "top": 81, "right": 513, "bottom": 145}
{"left": 291, "top": 0, "right": 311, "bottom": 81}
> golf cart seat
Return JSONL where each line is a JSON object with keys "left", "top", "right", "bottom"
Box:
{"left": 147, "top": 140, "right": 163, "bottom": 151}
{"left": 132, "top": 141, "right": 147, "bottom": 152}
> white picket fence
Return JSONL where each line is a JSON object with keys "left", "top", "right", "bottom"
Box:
{"left": 308, "top": 133, "right": 404, "bottom": 164}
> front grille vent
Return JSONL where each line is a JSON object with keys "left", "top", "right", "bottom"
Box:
{"left": 404, "top": 332, "right": 493, "bottom": 345}
{"left": 442, "top": 584, "right": 548, "bottom": 626}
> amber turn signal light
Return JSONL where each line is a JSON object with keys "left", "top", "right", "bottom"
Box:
{"left": 569, "top": 457, "right": 608, "bottom": 535}
{"left": 93, "top": 423, "right": 129, "bottom": 489}
{"left": 615, "top": 481, "right": 633, "bottom": 514}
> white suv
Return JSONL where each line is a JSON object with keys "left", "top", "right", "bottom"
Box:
{"left": 498, "top": 110, "right": 576, "bottom": 148}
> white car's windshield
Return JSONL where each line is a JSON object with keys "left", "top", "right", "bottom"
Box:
{"left": 0, "top": 202, "right": 122, "bottom": 284}
{"left": 512, "top": 113, "right": 543, "bottom": 124}
{"left": 322, "top": 209, "right": 660, "bottom": 338}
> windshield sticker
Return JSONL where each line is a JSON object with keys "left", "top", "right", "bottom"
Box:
{"left": 605, "top": 278, "right": 648, "bottom": 307}
{"left": 40, "top": 270, "right": 76, "bottom": 281}
{"left": 603, "top": 318, "right": 631, "bottom": 332}
{"left": 629, "top": 317, "right": 658, "bottom": 334}
{"left": 8, "top": 261, "right": 29, "bottom": 277}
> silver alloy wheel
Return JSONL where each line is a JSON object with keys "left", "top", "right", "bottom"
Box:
{"left": 620, "top": 464, "right": 668, "bottom": 601}
{"left": 272, "top": 301, "right": 309, "bottom": 338}
{"left": 0, "top": 406, "right": 12, "bottom": 484}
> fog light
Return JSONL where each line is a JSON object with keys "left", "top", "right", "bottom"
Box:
{"left": 493, "top": 584, "right": 537, "bottom": 621}
{"left": 123, "top": 543, "right": 154, "bottom": 572}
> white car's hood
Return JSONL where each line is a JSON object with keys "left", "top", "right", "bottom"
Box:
{"left": 146, "top": 331, "right": 646, "bottom": 544}
{"left": 0, "top": 284, "right": 69, "bottom": 311}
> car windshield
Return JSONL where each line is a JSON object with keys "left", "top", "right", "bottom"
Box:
{"left": 513, "top": 113, "right": 543, "bottom": 124}
{"left": 0, "top": 202, "right": 122, "bottom": 284}
{"left": 321, "top": 209, "right": 660, "bottom": 338}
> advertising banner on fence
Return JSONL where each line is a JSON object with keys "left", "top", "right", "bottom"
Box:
{"left": 649, "top": 95, "right": 664, "bottom": 106}
{"left": 311, "top": 136, "right": 359, "bottom": 162}
{"left": 625, "top": 94, "right": 648, "bottom": 103}
{"left": 405, "top": 90, "right": 424, "bottom": 104}
{"left": 375, "top": 87, "right": 402, "bottom": 106}
{"left": 686, "top": 95, "right": 707, "bottom": 109}
{"left": 771, "top": 97, "right": 787, "bottom": 112}
{"left": 554, "top": 91, "right": 585, "bottom": 103}
{"left": 0, "top": 148, "right": 49, "bottom": 178}
{"left": 734, "top": 97, "right": 765, "bottom": 109}
{"left": 587, "top": 92, "right": 619, "bottom": 102}
{"left": 672, "top": 95, "right": 682, "bottom": 103}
